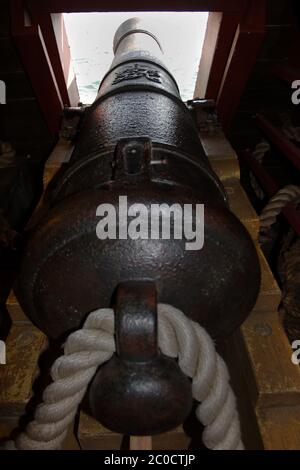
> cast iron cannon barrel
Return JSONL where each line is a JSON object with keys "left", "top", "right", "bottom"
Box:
{"left": 17, "top": 18, "right": 260, "bottom": 338}
{"left": 16, "top": 18, "right": 260, "bottom": 342}
{"left": 112, "top": 17, "right": 164, "bottom": 62}
{"left": 15, "top": 17, "right": 261, "bottom": 436}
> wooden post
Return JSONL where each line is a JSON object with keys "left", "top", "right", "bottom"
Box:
{"left": 216, "top": 0, "right": 266, "bottom": 131}
{"left": 194, "top": 12, "right": 240, "bottom": 100}
{"left": 130, "top": 436, "right": 152, "bottom": 450}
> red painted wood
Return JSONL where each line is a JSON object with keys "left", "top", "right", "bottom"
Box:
{"left": 194, "top": 12, "right": 222, "bottom": 99}
{"left": 52, "top": 14, "right": 80, "bottom": 106}
{"left": 240, "top": 150, "right": 300, "bottom": 237}
{"left": 256, "top": 114, "right": 300, "bottom": 172}
{"left": 270, "top": 63, "right": 300, "bottom": 85}
{"left": 216, "top": 0, "right": 266, "bottom": 132}
{"left": 28, "top": 8, "right": 71, "bottom": 107}
{"left": 11, "top": 0, "right": 63, "bottom": 136}
{"left": 27, "top": 0, "right": 247, "bottom": 13}
{"left": 204, "top": 13, "right": 240, "bottom": 101}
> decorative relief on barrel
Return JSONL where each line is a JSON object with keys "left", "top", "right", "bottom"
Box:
{"left": 112, "top": 64, "right": 162, "bottom": 85}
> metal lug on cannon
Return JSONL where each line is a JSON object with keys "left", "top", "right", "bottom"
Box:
{"left": 89, "top": 281, "right": 193, "bottom": 436}
{"left": 113, "top": 137, "right": 152, "bottom": 182}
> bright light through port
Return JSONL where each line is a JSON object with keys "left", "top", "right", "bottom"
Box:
{"left": 63, "top": 12, "right": 208, "bottom": 104}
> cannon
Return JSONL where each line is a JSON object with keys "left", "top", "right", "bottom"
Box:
{"left": 15, "top": 18, "right": 260, "bottom": 437}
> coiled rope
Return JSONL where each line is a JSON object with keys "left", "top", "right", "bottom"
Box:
{"left": 249, "top": 141, "right": 270, "bottom": 200}
{"left": 4, "top": 304, "right": 244, "bottom": 451}
{"left": 259, "top": 185, "right": 300, "bottom": 244}
{"left": 278, "top": 236, "right": 300, "bottom": 342}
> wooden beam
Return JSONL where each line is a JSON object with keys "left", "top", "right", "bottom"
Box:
{"left": 51, "top": 14, "right": 80, "bottom": 106}
{"left": 28, "top": 9, "right": 71, "bottom": 107}
{"left": 256, "top": 114, "right": 300, "bottom": 173}
{"left": 130, "top": 436, "right": 152, "bottom": 450}
{"left": 10, "top": 0, "right": 63, "bottom": 136}
{"left": 194, "top": 12, "right": 240, "bottom": 100}
{"left": 216, "top": 0, "right": 266, "bottom": 132}
{"left": 26, "top": 0, "right": 247, "bottom": 14}
{"left": 27, "top": 5, "right": 80, "bottom": 107}
{"left": 269, "top": 63, "right": 300, "bottom": 85}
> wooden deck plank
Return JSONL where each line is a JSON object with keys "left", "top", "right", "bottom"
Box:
{"left": 77, "top": 412, "right": 190, "bottom": 451}
{"left": 0, "top": 325, "right": 47, "bottom": 416}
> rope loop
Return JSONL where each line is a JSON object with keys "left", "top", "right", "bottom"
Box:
{"left": 4, "top": 305, "right": 244, "bottom": 451}
{"left": 259, "top": 185, "right": 300, "bottom": 244}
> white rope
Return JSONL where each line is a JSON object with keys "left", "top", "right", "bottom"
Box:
{"left": 4, "top": 304, "right": 244, "bottom": 451}
{"left": 259, "top": 185, "right": 300, "bottom": 244}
